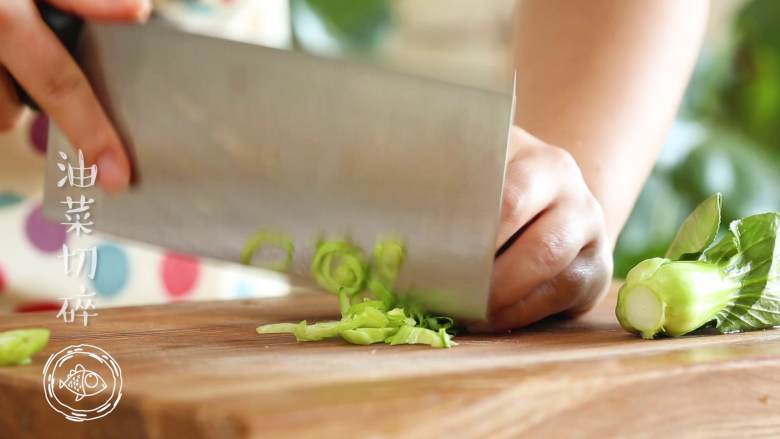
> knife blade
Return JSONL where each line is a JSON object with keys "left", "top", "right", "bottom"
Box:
{"left": 42, "top": 19, "right": 514, "bottom": 320}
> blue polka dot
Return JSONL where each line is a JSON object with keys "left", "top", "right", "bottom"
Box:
{"left": 0, "top": 192, "right": 23, "bottom": 208}
{"left": 91, "top": 243, "right": 129, "bottom": 297}
{"left": 232, "top": 280, "right": 254, "bottom": 299}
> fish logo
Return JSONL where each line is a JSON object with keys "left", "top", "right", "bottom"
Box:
{"left": 58, "top": 363, "right": 108, "bottom": 401}
{"left": 43, "top": 344, "right": 123, "bottom": 422}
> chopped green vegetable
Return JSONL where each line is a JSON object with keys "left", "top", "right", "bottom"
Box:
{"left": 311, "top": 240, "right": 368, "bottom": 295}
{"left": 368, "top": 239, "right": 405, "bottom": 308}
{"left": 371, "top": 238, "right": 405, "bottom": 283}
{"left": 0, "top": 329, "right": 50, "bottom": 366}
{"left": 293, "top": 320, "right": 345, "bottom": 341}
{"left": 338, "top": 289, "right": 351, "bottom": 317}
{"left": 257, "top": 237, "right": 457, "bottom": 348}
{"left": 341, "top": 328, "right": 398, "bottom": 345}
{"left": 386, "top": 325, "right": 456, "bottom": 348}
{"left": 386, "top": 307, "right": 416, "bottom": 327}
{"left": 617, "top": 193, "right": 780, "bottom": 339}
{"left": 256, "top": 323, "right": 300, "bottom": 334}
{"left": 240, "top": 230, "right": 294, "bottom": 271}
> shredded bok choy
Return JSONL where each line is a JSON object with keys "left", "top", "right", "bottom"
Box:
{"left": 0, "top": 328, "right": 50, "bottom": 366}
{"left": 256, "top": 238, "right": 457, "bottom": 348}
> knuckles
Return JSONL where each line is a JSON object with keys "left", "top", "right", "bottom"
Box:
{"left": 559, "top": 242, "right": 613, "bottom": 315}
{"left": 532, "top": 228, "right": 574, "bottom": 269}
{"left": 499, "top": 175, "right": 528, "bottom": 222}
{"left": 40, "top": 68, "right": 85, "bottom": 108}
{"left": 550, "top": 146, "right": 580, "bottom": 175}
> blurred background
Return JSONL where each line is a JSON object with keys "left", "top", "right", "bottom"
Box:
{"left": 1, "top": 0, "right": 779, "bottom": 312}
{"left": 282, "top": 0, "right": 780, "bottom": 278}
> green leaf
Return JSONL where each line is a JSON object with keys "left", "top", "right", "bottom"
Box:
{"left": 617, "top": 202, "right": 780, "bottom": 338}
{"left": 666, "top": 193, "right": 722, "bottom": 260}
{"left": 293, "top": 0, "right": 392, "bottom": 52}
{"left": 713, "top": 213, "right": 780, "bottom": 333}
{"left": 0, "top": 329, "right": 50, "bottom": 366}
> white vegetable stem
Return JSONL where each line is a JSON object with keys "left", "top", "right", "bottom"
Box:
{"left": 621, "top": 286, "right": 665, "bottom": 339}
{"left": 616, "top": 258, "right": 741, "bottom": 339}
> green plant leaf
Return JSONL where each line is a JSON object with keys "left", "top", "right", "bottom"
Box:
{"left": 665, "top": 193, "right": 722, "bottom": 260}
{"left": 713, "top": 213, "right": 780, "bottom": 333}
{"left": 617, "top": 202, "right": 780, "bottom": 339}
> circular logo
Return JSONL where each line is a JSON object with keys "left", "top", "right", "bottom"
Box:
{"left": 42, "top": 344, "right": 123, "bottom": 422}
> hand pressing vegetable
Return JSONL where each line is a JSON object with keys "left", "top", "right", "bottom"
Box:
{"left": 0, "top": 328, "right": 50, "bottom": 366}
{"left": 257, "top": 238, "right": 457, "bottom": 348}
{"left": 617, "top": 193, "right": 780, "bottom": 339}
{"left": 475, "top": 128, "right": 613, "bottom": 332}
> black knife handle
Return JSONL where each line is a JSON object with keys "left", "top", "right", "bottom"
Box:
{"left": 10, "top": 2, "right": 84, "bottom": 112}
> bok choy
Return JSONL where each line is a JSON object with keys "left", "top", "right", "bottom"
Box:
{"left": 617, "top": 193, "right": 780, "bottom": 339}
{"left": 256, "top": 238, "right": 457, "bottom": 348}
{"left": 0, "top": 328, "right": 50, "bottom": 366}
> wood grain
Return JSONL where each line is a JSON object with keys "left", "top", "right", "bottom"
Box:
{"left": 1, "top": 282, "right": 779, "bottom": 438}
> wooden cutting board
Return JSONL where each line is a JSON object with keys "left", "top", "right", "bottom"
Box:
{"left": 1, "top": 282, "right": 779, "bottom": 438}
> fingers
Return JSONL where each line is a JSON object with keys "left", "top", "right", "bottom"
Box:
{"left": 480, "top": 126, "right": 613, "bottom": 332}
{"left": 474, "top": 244, "right": 611, "bottom": 332}
{"left": 490, "top": 198, "right": 602, "bottom": 312}
{"left": 0, "top": 1, "right": 130, "bottom": 192}
{"left": 563, "top": 239, "right": 613, "bottom": 317}
{"left": 496, "top": 127, "right": 578, "bottom": 251}
{"left": 47, "top": 0, "right": 151, "bottom": 22}
{"left": 0, "top": 69, "right": 23, "bottom": 131}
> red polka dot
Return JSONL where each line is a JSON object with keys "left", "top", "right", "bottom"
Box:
{"left": 14, "top": 301, "right": 62, "bottom": 313}
{"left": 25, "top": 204, "right": 67, "bottom": 253}
{"left": 161, "top": 252, "right": 200, "bottom": 299}
{"left": 0, "top": 264, "right": 6, "bottom": 294}
{"left": 29, "top": 113, "right": 49, "bottom": 154}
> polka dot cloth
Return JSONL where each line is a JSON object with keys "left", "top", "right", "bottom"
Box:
{"left": 14, "top": 301, "right": 62, "bottom": 313}
{"left": 29, "top": 113, "right": 49, "bottom": 154}
{"left": 232, "top": 280, "right": 254, "bottom": 299}
{"left": 25, "top": 204, "right": 67, "bottom": 253}
{"left": 0, "top": 3, "right": 292, "bottom": 312}
{"left": 91, "top": 243, "right": 130, "bottom": 297}
{"left": 0, "top": 192, "right": 24, "bottom": 208}
{"left": 161, "top": 252, "right": 200, "bottom": 299}
{"left": 0, "top": 264, "right": 6, "bottom": 294}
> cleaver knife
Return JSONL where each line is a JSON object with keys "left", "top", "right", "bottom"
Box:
{"left": 32, "top": 15, "right": 514, "bottom": 320}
